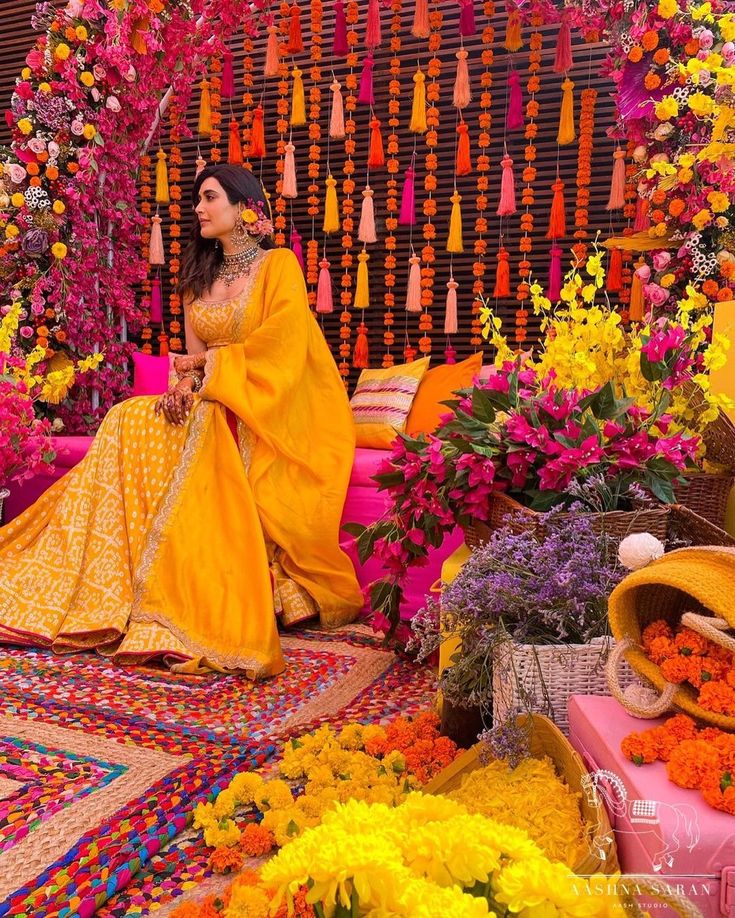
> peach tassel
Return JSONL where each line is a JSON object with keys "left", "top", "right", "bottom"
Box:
{"left": 412, "top": 0, "right": 430, "bottom": 38}
{"left": 265, "top": 26, "right": 280, "bottom": 77}
{"left": 330, "top": 80, "right": 345, "bottom": 139}
{"left": 444, "top": 277, "right": 458, "bottom": 334}
{"left": 497, "top": 154, "right": 516, "bottom": 216}
{"left": 359, "top": 186, "right": 377, "bottom": 244}
{"left": 149, "top": 215, "right": 165, "bottom": 265}
{"left": 290, "top": 66, "right": 306, "bottom": 126}
{"left": 606, "top": 149, "right": 627, "bottom": 210}
{"left": 316, "top": 257, "right": 334, "bottom": 313}
{"left": 405, "top": 254, "right": 422, "bottom": 312}
{"left": 195, "top": 156, "right": 207, "bottom": 177}
{"left": 283, "top": 141, "right": 297, "bottom": 198}
{"left": 453, "top": 48, "right": 471, "bottom": 109}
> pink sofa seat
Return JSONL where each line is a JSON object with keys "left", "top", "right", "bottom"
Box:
{"left": 4, "top": 439, "right": 461, "bottom": 623}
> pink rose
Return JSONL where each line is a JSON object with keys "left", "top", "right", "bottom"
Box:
{"left": 70, "top": 120, "right": 84, "bottom": 136}
{"left": 635, "top": 263, "right": 651, "bottom": 282}
{"left": 15, "top": 82, "right": 34, "bottom": 101}
{"left": 27, "top": 138, "right": 46, "bottom": 154}
{"left": 696, "top": 29, "right": 714, "bottom": 49}
{"left": 7, "top": 164, "right": 27, "bottom": 184}
{"left": 47, "top": 141, "right": 60, "bottom": 160}
{"left": 92, "top": 64, "right": 106, "bottom": 81}
{"left": 25, "top": 49, "right": 45, "bottom": 71}
{"left": 652, "top": 251, "right": 672, "bottom": 271}
{"left": 65, "top": 0, "right": 85, "bottom": 15}
{"left": 643, "top": 283, "right": 670, "bottom": 307}
{"left": 723, "top": 42, "right": 735, "bottom": 64}
{"left": 19, "top": 325, "right": 34, "bottom": 339}
{"left": 123, "top": 65, "right": 137, "bottom": 83}
{"left": 105, "top": 95, "right": 121, "bottom": 112}
{"left": 90, "top": 88, "right": 101, "bottom": 103}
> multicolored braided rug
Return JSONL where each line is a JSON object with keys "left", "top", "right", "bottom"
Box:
{"left": 0, "top": 626, "right": 436, "bottom": 917}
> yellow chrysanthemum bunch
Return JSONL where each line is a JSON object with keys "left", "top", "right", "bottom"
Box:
{"left": 0, "top": 301, "right": 104, "bottom": 405}
{"left": 261, "top": 795, "right": 627, "bottom": 918}
{"left": 479, "top": 248, "right": 731, "bottom": 449}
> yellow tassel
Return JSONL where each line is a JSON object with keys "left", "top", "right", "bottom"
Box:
{"left": 712, "top": 105, "right": 735, "bottom": 142}
{"left": 447, "top": 190, "right": 464, "bottom": 253}
{"left": 198, "top": 79, "right": 212, "bottom": 136}
{"left": 290, "top": 66, "right": 306, "bottom": 126}
{"left": 155, "top": 149, "right": 169, "bottom": 204}
{"left": 409, "top": 68, "right": 427, "bottom": 134}
{"left": 323, "top": 174, "right": 340, "bottom": 234}
{"left": 504, "top": 8, "right": 523, "bottom": 52}
{"left": 355, "top": 251, "right": 370, "bottom": 309}
{"left": 557, "top": 78, "right": 575, "bottom": 146}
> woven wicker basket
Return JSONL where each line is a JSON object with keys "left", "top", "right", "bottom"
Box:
{"left": 683, "top": 379, "right": 735, "bottom": 471}
{"left": 463, "top": 492, "right": 670, "bottom": 551}
{"left": 0, "top": 488, "right": 8, "bottom": 526}
{"left": 491, "top": 636, "right": 630, "bottom": 736}
{"left": 673, "top": 470, "right": 734, "bottom": 528}
{"left": 424, "top": 713, "right": 620, "bottom": 877}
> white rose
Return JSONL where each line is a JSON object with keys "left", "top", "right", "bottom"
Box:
{"left": 47, "top": 141, "right": 60, "bottom": 159}
{"left": 90, "top": 88, "right": 101, "bottom": 103}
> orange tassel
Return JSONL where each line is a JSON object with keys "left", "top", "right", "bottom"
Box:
{"left": 265, "top": 26, "right": 280, "bottom": 77}
{"left": 607, "top": 247, "right": 623, "bottom": 293}
{"left": 406, "top": 254, "right": 422, "bottom": 312}
{"left": 248, "top": 105, "right": 266, "bottom": 157}
{"left": 353, "top": 322, "right": 370, "bottom": 368}
{"left": 494, "top": 248, "right": 510, "bottom": 297}
{"left": 412, "top": 0, "right": 430, "bottom": 38}
{"left": 504, "top": 8, "right": 523, "bottom": 51}
{"left": 546, "top": 179, "right": 566, "bottom": 239}
{"left": 283, "top": 141, "right": 297, "bottom": 198}
{"left": 227, "top": 119, "right": 242, "bottom": 165}
{"left": 368, "top": 118, "right": 385, "bottom": 168}
{"left": 606, "top": 149, "right": 627, "bottom": 211}
{"left": 288, "top": 3, "right": 304, "bottom": 54}
{"left": 630, "top": 260, "right": 645, "bottom": 321}
{"left": 453, "top": 48, "right": 471, "bottom": 109}
{"left": 456, "top": 122, "right": 471, "bottom": 176}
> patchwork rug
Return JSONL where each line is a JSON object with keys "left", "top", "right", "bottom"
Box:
{"left": 0, "top": 626, "right": 430, "bottom": 917}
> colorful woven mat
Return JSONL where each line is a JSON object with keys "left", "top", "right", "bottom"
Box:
{"left": 0, "top": 625, "right": 415, "bottom": 917}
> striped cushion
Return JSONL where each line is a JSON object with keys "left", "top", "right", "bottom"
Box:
{"left": 350, "top": 358, "right": 430, "bottom": 449}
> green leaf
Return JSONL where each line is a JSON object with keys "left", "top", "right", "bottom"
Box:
{"left": 471, "top": 388, "right": 498, "bottom": 425}
{"left": 647, "top": 474, "right": 676, "bottom": 504}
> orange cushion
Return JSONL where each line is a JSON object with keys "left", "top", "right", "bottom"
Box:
{"left": 405, "top": 353, "right": 483, "bottom": 436}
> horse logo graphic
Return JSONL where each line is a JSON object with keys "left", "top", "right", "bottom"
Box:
{"left": 581, "top": 769, "right": 700, "bottom": 871}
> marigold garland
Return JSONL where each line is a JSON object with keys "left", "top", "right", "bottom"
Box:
{"left": 209, "top": 56, "right": 223, "bottom": 163}
{"left": 167, "top": 110, "right": 183, "bottom": 353}
{"left": 513, "top": 16, "right": 543, "bottom": 346}
{"left": 571, "top": 86, "right": 597, "bottom": 266}
{"left": 273, "top": 1, "right": 292, "bottom": 247}
{"left": 138, "top": 153, "right": 154, "bottom": 355}
{"left": 241, "top": 35, "right": 255, "bottom": 166}
{"left": 305, "top": 0, "right": 323, "bottom": 308}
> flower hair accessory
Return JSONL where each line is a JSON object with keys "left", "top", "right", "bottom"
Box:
{"left": 240, "top": 198, "right": 273, "bottom": 238}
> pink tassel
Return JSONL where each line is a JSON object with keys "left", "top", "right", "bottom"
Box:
{"left": 634, "top": 196, "right": 651, "bottom": 232}
{"left": 405, "top": 254, "right": 422, "bottom": 312}
{"left": 366, "top": 0, "right": 381, "bottom": 49}
{"left": 553, "top": 11, "right": 573, "bottom": 74}
{"left": 444, "top": 277, "right": 458, "bottom": 334}
{"left": 149, "top": 214, "right": 165, "bottom": 266}
{"left": 398, "top": 163, "right": 416, "bottom": 226}
{"left": 316, "top": 257, "right": 334, "bottom": 313}
{"left": 358, "top": 52, "right": 375, "bottom": 105}
{"left": 459, "top": 0, "right": 476, "bottom": 37}
{"left": 359, "top": 185, "right": 377, "bottom": 243}
{"left": 195, "top": 156, "right": 207, "bottom": 177}
{"left": 506, "top": 70, "right": 524, "bottom": 131}
{"left": 265, "top": 26, "right": 280, "bottom": 78}
{"left": 222, "top": 51, "right": 235, "bottom": 98}
{"left": 150, "top": 276, "right": 163, "bottom": 323}
{"left": 548, "top": 245, "right": 563, "bottom": 301}
{"left": 283, "top": 141, "right": 297, "bottom": 198}
{"left": 444, "top": 345, "right": 457, "bottom": 364}
{"left": 453, "top": 49, "right": 471, "bottom": 109}
{"left": 330, "top": 80, "right": 345, "bottom": 139}
{"left": 497, "top": 154, "right": 516, "bottom": 216}
{"left": 333, "top": 0, "right": 348, "bottom": 55}
{"left": 606, "top": 149, "right": 627, "bottom": 211}
{"left": 290, "top": 225, "right": 304, "bottom": 271}
{"left": 412, "top": 0, "right": 430, "bottom": 38}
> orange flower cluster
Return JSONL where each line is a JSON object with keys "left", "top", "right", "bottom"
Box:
{"left": 167, "top": 111, "right": 184, "bottom": 352}
{"left": 642, "top": 619, "right": 735, "bottom": 716}
{"left": 304, "top": 0, "right": 323, "bottom": 305}
{"left": 272, "top": 1, "right": 293, "bottom": 247}
{"left": 571, "top": 87, "right": 597, "bottom": 265}
{"left": 208, "top": 55, "right": 223, "bottom": 161}
{"left": 208, "top": 845, "right": 244, "bottom": 875}
{"left": 240, "top": 821, "right": 276, "bottom": 857}
{"left": 138, "top": 153, "right": 154, "bottom": 354}
{"left": 363, "top": 710, "right": 459, "bottom": 784}
{"left": 382, "top": 0, "right": 403, "bottom": 367}
{"left": 240, "top": 35, "right": 254, "bottom": 164}
{"left": 170, "top": 871, "right": 316, "bottom": 917}
{"left": 621, "top": 713, "right": 735, "bottom": 815}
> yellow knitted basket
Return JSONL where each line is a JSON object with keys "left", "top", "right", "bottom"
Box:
{"left": 608, "top": 546, "right": 735, "bottom": 730}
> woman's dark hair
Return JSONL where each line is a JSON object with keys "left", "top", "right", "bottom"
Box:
{"left": 178, "top": 164, "right": 274, "bottom": 301}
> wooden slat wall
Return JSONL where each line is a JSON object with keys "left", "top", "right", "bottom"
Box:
{"left": 1, "top": 3, "right": 624, "bottom": 388}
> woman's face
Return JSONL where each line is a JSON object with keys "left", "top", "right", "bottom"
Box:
{"left": 194, "top": 177, "right": 238, "bottom": 241}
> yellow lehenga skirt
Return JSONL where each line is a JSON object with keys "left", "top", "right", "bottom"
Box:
{"left": 0, "top": 249, "right": 363, "bottom": 677}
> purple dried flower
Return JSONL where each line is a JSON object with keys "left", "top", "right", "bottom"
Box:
{"left": 21, "top": 229, "right": 49, "bottom": 256}
{"left": 478, "top": 721, "right": 530, "bottom": 769}
{"left": 32, "top": 93, "right": 67, "bottom": 131}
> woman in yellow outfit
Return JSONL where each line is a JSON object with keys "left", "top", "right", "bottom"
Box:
{"left": 0, "top": 165, "right": 363, "bottom": 677}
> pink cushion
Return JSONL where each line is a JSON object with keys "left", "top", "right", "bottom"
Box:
{"left": 52, "top": 436, "right": 94, "bottom": 468}
{"left": 132, "top": 352, "right": 171, "bottom": 397}
{"left": 349, "top": 447, "right": 391, "bottom": 488}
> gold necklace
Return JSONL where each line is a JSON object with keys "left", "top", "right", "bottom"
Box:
{"left": 216, "top": 246, "right": 261, "bottom": 286}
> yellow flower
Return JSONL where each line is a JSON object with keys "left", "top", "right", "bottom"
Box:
{"left": 241, "top": 208, "right": 258, "bottom": 224}
{"left": 52, "top": 200, "right": 66, "bottom": 215}
{"left": 75, "top": 25, "right": 88, "bottom": 41}
{"left": 75, "top": 353, "right": 104, "bottom": 373}
{"left": 708, "top": 191, "right": 730, "bottom": 213}
{"left": 677, "top": 167, "right": 694, "bottom": 184}
{"left": 51, "top": 242, "right": 68, "bottom": 259}
{"left": 692, "top": 208, "right": 713, "bottom": 230}
{"left": 82, "top": 124, "right": 96, "bottom": 140}
{"left": 212, "top": 788, "right": 236, "bottom": 820}
{"left": 21, "top": 67, "right": 31, "bottom": 79}
{"left": 5, "top": 225, "right": 19, "bottom": 239}
{"left": 80, "top": 71, "right": 95, "bottom": 87}
{"left": 678, "top": 153, "right": 695, "bottom": 168}
{"left": 54, "top": 42, "right": 71, "bottom": 60}
{"left": 254, "top": 778, "right": 294, "bottom": 811}
{"left": 40, "top": 366, "right": 75, "bottom": 404}
{"left": 337, "top": 723, "right": 364, "bottom": 750}
{"left": 691, "top": 1, "right": 713, "bottom": 20}
{"left": 657, "top": 0, "right": 678, "bottom": 16}
{"left": 228, "top": 771, "right": 264, "bottom": 805}
{"left": 688, "top": 92, "right": 715, "bottom": 117}
{"left": 192, "top": 801, "right": 217, "bottom": 830}
{"left": 17, "top": 118, "right": 33, "bottom": 135}
{"left": 39, "top": 82, "right": 52, "bottom": 93}
{"left": 660, "top": 273, "right": 676, "bottom": 288}
{"left": 721, "top": 15, "right": 735, "bottom": 41}
{"left": 655, "top": 97, "right": 679, "bottom": 120}
{"left": 203, "top": 819, "right": 241, "bottom": 849}
{"left": 223, "top": 881, "right": 270, "bottom": 918}
{"left": 11, "top": 193, "right": 25, "bottom": 208}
